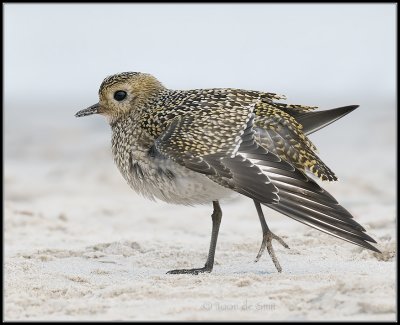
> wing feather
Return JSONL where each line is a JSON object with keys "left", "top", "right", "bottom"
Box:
{"left": 149, "top": 91, "right": 378, "bottom": 253}
{"left": 238, "top": 137, "right": 378, "bottom": 252}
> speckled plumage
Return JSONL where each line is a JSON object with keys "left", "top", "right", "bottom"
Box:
{"left": 76, "top": 72, "right": 379, "bottom": 274}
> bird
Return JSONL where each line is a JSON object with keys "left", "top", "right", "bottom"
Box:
{"left": 75, "top": 71, "right": 380, "bottom": 275}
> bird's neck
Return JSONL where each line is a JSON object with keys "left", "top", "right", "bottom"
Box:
{"left": 110, "top": 88, "right": 175, "bottom": 155}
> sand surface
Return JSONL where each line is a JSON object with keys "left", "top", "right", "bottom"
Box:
{"left": 4, "top": 100, "right": 396, "bottom": 320}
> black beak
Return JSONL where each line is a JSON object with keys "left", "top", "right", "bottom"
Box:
{"left": 75, "top": 103, "right": 100, "bottom": 117}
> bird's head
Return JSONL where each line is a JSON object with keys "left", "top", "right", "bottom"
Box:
{"left": 75, "top": 72, "right": 165, "bottom": 123}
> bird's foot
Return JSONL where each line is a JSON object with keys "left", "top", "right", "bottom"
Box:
{"left": 167, "top": 264, "right": 212, "bottom": 275}
{"left": 254, "top": 230, "right": 289, "bottom": 273}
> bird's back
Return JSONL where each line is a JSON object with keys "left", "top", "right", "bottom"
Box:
{"left": 138, "top": 88, "right": 336, "bottom": 183}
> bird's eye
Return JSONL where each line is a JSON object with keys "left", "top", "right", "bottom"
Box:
{"left": 114, "top": 91, "right": 127, "bottom": 101}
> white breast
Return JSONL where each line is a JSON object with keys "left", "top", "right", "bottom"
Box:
{"left": 119, "top": 150, "right": 235, "bottom": 205}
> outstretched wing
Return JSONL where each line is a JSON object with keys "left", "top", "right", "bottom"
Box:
{"left": 231, "top": 114, "right": 378, "bottom": 252}
{"left": 236, "top": 127, "right": 379, "bottom": 252}
{"left": 150, "top": 97, "right": 378, "bottom": 251}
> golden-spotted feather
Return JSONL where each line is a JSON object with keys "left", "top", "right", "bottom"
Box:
{"left": 254, "top": 101, "right": 337, "bottom": 181}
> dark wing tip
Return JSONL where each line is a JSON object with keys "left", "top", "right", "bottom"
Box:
{"left": 367, "top": 244, "right": 382, "bottom": 254}
{"left": 297, "top": 105, "right": 360, "bottom": 136}
{"left": 348, "top": 104, "right": 359, "bottom": 109}
{"left": 343, "top": 105, "right": 359, "bottom": 113}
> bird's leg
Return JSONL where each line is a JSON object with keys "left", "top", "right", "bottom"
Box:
{"left": 167, "top": 201, "right": 222, "bottom": 275}
{"left": 253, "top": 200, "right": 289, "bottom": 272}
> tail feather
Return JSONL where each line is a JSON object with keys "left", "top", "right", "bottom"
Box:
{"left": 296, "top": 105, "right": 359, "bottom": 135}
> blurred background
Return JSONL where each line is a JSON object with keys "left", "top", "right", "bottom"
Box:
{"left": 4, "top": 4, "right": 396, "bottom": 321}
